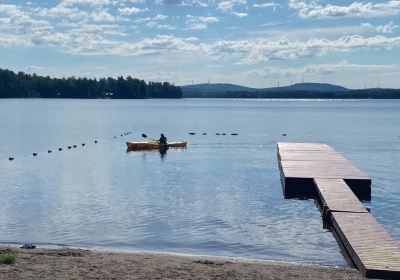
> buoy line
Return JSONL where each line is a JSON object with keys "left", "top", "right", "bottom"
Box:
{"left": 6, "top": 131, "right": 133, "bottom": 161}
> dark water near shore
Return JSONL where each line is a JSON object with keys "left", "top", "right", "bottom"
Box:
{"left": 0, "top": 98, "right": 399, "bottom": 266}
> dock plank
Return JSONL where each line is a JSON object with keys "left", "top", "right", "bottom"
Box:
{"left": 277, "top": 142, "right": 335, "bottom": 151}
{"left": 332, "top": 212, "right": 400, "bottom": 278}
{"left": 277, "top": 142, "right": 371, "bottom": 199}
{"left": 314, "top": 178, "right": 368, "bottom": 220}
{"left": 277, "top": 142, "right": 400, "bottom": 278}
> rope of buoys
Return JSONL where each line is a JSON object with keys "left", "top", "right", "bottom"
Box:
{"left": 7, "top": 130, "right": 132, "bottom": 162}
{"left": 187, "top": 132, "right": 239, "bottom": 136}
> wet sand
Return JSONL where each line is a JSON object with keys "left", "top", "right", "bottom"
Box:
{"left": 0, "top": 245, "right": 365, "bottom": 279}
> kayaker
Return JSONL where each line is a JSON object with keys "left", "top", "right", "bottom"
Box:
{"left": 159, "top": 133, "right": 167, "bottom": 145}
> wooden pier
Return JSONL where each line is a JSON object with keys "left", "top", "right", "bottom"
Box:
{"left": 277, "top": 142, "right": 400, "bottom": 279}
{"left": 277, "top": 142, "right": 371, "bottom": 199}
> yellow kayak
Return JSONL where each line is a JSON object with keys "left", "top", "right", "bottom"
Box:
{"left": 126, "top": 141, "right": 187, "bottom": 150}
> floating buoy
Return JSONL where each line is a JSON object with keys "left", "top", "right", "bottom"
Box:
{"left": 222, "top": 133, "right": 226, "bottom": 135}
{"left": 33, "top": 152, "right": 38, "bottom": 156}
{"left": 94, "top": 140, "right": 98, "bottom": 144}
{"left": 121, "top": 134, "right": 123, "bottom": 137}
{"left": 282, "top": 133, "right": 287, "bottom": 136}
{"left": 8, "top": 157, "right": 14, "bottom": 161}
{"left": 82, "top": 143, "right": 85, "bottom": 146}
{"left": 189, "top": 132, "right": 196, "bottom": 135}
{"left": 231, "top": 133, "right": 238, "bottom": 136}
{"left": 68, "top": 146, "right": 72, "bottom": 149}
{"left": 114, "top": 136, "right": 117, "bottom": 139}
{"left": 216, "top": 133, "right": 220, "bottom": 135}
{"left": 59, "top": 148, "right": 62, "bottom": 151}
{"left": 203, "top": 133, "right": 207, "bottom": 135}
{"left": 73, "top": 145, "right": 77, "bottom": 148}
{"left": 48, "top": 150, "right": 52, "bottom": 153}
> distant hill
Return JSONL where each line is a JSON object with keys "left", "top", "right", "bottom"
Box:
{"left": 182, "top": 83, "right": 257, "bottom": 93}
{"left": 182, "top": 82, "right": 348, "bottom": 97}
{"left": 181, "top": 82, "right": 400, "bottom": 98}
{"left": 261, "top": 83, "right": 348, "bottom": 92}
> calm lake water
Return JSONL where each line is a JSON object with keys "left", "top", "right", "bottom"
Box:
{"left": 0, "top": 98, "right": 399, "bottom": 266}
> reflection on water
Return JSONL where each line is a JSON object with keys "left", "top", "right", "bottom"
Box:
{"left": 0, "top": 98, "right": 399, "bottom": 266}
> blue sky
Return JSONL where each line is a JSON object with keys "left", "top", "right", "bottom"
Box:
{"left": 1, "top": 0, "right": 400, "bottom": 88}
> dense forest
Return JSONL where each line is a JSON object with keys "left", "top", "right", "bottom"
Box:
{"left": 183, "top": 89, "right": 400, "bottom": 99}
{"left": 0, "top": 69, "right": 182, "bottom": 99}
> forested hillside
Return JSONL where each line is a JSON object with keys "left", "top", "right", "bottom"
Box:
{"left": 0, "top": 69, "right": 182, "bottom": 99}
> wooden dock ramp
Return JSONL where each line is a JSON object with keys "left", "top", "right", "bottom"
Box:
{"left": 277, "top": 142, "right": 400, "bottom": 279}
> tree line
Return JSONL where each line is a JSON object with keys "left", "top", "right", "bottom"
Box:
{"left": 183, "top": 89, "right": 400, "bottom": 99}
{"left": 0, "top": 68, "right": 182, "bottom": 99}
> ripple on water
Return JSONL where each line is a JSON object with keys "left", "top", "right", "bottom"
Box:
{"left": 0, "top": 99, "right": 399, "bottom": 266}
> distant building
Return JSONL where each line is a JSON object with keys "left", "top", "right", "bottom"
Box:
{"left": 105, "top": 92, "right": 114, "bottom": 99}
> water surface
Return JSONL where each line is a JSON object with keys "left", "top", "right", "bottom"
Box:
{"left": 0, "top": 98, "right": 399, "bottom": 266}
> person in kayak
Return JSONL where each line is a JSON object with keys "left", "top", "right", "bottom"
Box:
{"left": 159, "top": 133, "right": 168, "bottom": 158}
{"left": 159, "top": 133, "right": 167, "bottom": 145}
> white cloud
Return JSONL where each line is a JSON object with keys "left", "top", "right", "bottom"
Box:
{"left": 61, "top": 0, "right": 113, "bottom": 6}
{"left": 361, "top": 21, "right": 399, "bottom": 34}
{"left": 110, "top": 34, "right": 203, "bottom": 56}
{"left": 217, "top": 0, "right": 248, "bottom": 17}
{"left": 136, "top": 14, "right": 168, "bottom": 23}
{"left": 118, "top": 7, "right": 144, "bottom": 15}
{"left": 248, "top": 61, "right": 400, "bottom": 78}
{"left": 186, "top": 15, "right": 218, "bottom": 30}
{"left": 90, "top": 9, "right": 115, "bottom": 22}
{"left": 157, "top": 24, "right": 176, "bottom": 30}
{"left": 253, "top": 2, "right": 279, "bottom": 10}
{"left": 2, "top": 1, "right": 400, "bottom": 70}
{"left": 155, "top": 0, "right": 210, "bottom": 6}
{"left": 231, "top": 11, "right": 248, "bottom": 17}
{"left": 135, "top": 14, "right": 168, "bottom": 28}
{"left": 289, "top": 0, "right": 400, "bottom": 19}
{"left": 209, "top": 35, "right": 400, "bottom": 63}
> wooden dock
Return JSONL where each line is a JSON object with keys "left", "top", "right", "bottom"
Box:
{"left": 277, "top": 142, "right": 371, "bottom": 199}
{"left": 277, "top": 142, "right": 400, "bottom": 279}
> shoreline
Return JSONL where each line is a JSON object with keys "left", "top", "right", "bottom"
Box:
{"left": 0, "top": 245, "right": 364, "bottom": 279}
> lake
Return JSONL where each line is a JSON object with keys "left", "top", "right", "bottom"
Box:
{"left": 0, "top": 98, "right": 399, "bottom": 266}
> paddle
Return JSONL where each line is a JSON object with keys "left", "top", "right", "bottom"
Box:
{"left": 142, "top": 134, "right": 158, "bottom": 142}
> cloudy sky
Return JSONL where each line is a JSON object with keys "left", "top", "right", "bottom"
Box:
{"left": 1, "top": 0, "right": 400, "bottom": 88}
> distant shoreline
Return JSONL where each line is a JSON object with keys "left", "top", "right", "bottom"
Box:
{"left": 0, "top": 245, "right": 364, "bottom": 279}
{"left": 2, "top": 93, "right": 400, "bottom": 100}
{"left": 181, "top": 89, "right": 400, "bottom": 99}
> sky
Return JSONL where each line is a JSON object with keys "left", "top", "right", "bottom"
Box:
{"left": 1, "top": 0, "right": 400, "bottom": 88}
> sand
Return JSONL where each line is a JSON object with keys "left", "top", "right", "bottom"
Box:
{"left": 0, "top": 245, "right": 365, "bottom": 280}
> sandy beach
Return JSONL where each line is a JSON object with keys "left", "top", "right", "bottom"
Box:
{"left": 0, "top": 245, "right": 365, "bottom": 279}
